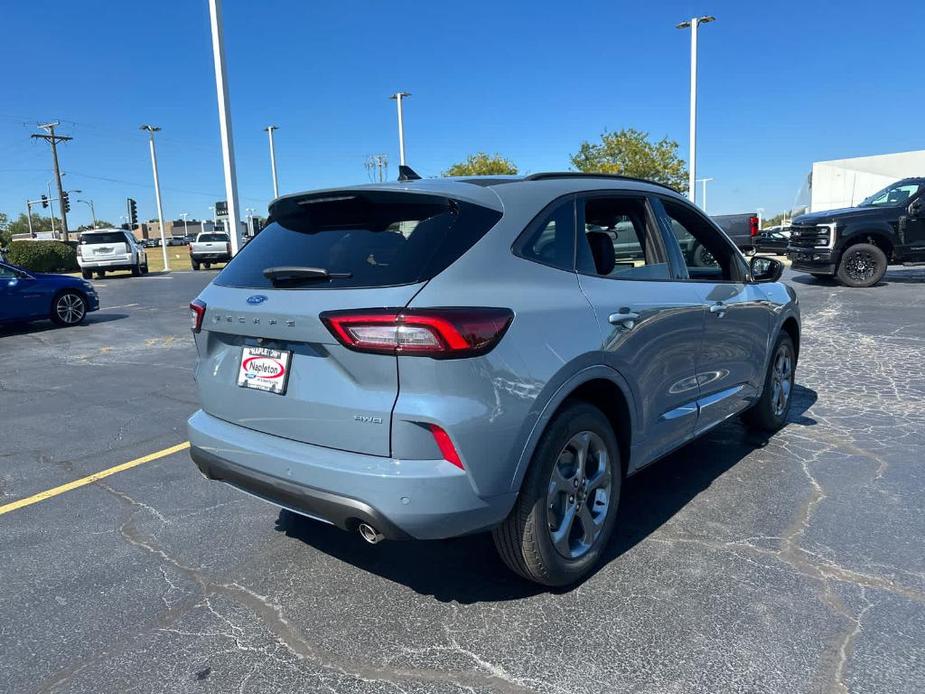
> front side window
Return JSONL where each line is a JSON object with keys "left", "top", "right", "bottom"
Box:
{"left": 0, "top": 264, "right": 18, "bottom": 279}
{"left": 659, "top": 198, "right": 745, "bottom": 282}
{"left": 859, "top": 182, "right": 922, "bottom": 207}
{"left": 576, "top": 196, "right": 669, "bottom": 280}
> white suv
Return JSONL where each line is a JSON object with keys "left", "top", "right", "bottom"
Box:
{"left": 77, "top": 229, "right": 148, "bottom": 279}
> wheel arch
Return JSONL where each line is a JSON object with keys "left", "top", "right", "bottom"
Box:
{"left": 839, "top": 227, "right": 894, "bottom": 260}
{"left": 508, "top": 365, "right": 636, "bottom": 493}
{"left": 780, "top": 316, "right": 800, "bottom": 361}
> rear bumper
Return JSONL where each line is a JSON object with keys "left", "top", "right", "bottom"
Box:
{"left": 187, "top": 410, "right": 516, "bottom": 540}
{"left": 191, "top": 253, "right": 231, "bottom": 262}
{"left": 78, "top": 257, "right": 136, "bottom": 269}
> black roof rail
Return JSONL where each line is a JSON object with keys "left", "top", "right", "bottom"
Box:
{"left": 523, "top": 172, "right": 679, "bottom": 192}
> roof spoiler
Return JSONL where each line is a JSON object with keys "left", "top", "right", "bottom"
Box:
{"left": 398, "top": 165, "right": 422, "bottom": 182}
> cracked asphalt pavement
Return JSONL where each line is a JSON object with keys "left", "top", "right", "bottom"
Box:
{"left": 1, "top": 267, "right": 923, "bottom": 693}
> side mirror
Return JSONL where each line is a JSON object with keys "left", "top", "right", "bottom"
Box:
{"left": 750, "top": 255, "right": 783, "bottom": 283}
{"left": 909, "top": 198, "right": 922, "bottom": 217}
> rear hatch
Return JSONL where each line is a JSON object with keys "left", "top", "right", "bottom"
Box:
{"left": 193, "top": 234, "right": 230, "bottom": 255}
{"left": 79, "top": 231, "right": 129, "bottom": 261}
{"left": 193, "top": 189, "right": 502, "bottom": 456}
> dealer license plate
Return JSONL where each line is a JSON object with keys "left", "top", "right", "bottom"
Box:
{"left": 237, "top": 346, "right": 292, "bottom": 395}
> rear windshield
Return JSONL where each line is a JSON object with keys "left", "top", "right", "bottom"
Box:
{"left": 80, "top": 232, "right": 127, "bottom": 245}
{"left": 215, "top": 191, "right": 501, "bottom": 290}
{"left": 198, "top": 234, "right": 228, "bottom": 242}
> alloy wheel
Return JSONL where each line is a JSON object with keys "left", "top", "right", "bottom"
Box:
{"left": 770, "top": 345, "right": 793, "bottom": 417}
{"left": 546, "top": 431, "right": 612, "bottom": 559}
{"left": 56, "top": 293, "right": 85, "bottom": 325}
{"left": 845, "top": 250, "right": 877, "bottom": 282}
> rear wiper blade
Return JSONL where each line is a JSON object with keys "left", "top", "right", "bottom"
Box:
{"left": 262, "top": 266, "right": 352, "bottom": 283}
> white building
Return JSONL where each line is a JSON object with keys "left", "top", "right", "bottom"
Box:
{"left": 810, "top": 149, "right": 925, "bottom": 212}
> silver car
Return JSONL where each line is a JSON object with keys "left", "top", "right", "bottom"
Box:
{"left": 187, "top": 173, "right": 800, "bottom": 586}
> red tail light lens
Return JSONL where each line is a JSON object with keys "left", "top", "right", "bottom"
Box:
{"left": 190, "top": 299, "right": 206, "bottom": 333}
{"left": 429, "top": 424, "right": 464, "bottom": 469}
{"left": 749, "top": 216, "right": 759, "bottom": 237}
{"left": 320, "top": 308, "right": 513, "bottom": 358}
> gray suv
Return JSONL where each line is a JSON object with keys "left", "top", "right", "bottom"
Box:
{"left": 187, "top": 173, "right": 800, "bottom": 586}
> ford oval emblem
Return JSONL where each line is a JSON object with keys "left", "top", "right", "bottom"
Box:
{"left": 246, "top": 295, "right": 268, "bottom": 305}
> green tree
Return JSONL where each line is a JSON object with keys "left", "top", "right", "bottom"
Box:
{"left": 570, "top": 128, "right": 687, "bottom": 191}
{"left": 77, "top": 220, "right": 116, "bottom": 231}
{"left": 3, "top": 212, "right": 55, "bottom": 238}
{"left": 443, "top": 152, "right": 518, "bottom": 177}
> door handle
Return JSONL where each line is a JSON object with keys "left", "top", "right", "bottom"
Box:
{"left": 709, "top": 302, "right": 727, "bottom": 318}
{"left": 609, "top": 309, "right": 640, "bottom": 328}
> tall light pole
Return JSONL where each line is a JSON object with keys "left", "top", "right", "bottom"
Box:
{"left": 696, "top": 177, "right": 714, "bottom": 212}
{"left": 264, "top": 125, "right": 279, "bottom": 199}
{"left": 180, "top": 212, "right": 189, "bottom": 240}
{"left": 46, "top": 180, "right": 57, "bottom": 233}
{"left": 207, "top": 0, "right": 243, "bottom": 256}
{"left": 245, "top": 207, "right": 255, "bottom": 237}
{"left": 389, "top": 92, "right": 411, "bottom": 167}
{"left": 140, "top": 124, "right": 170, "bottom": 271}
{"left": 756, "top": 207, "right": 765, "bottom": 229}
{"left": 77, "top": 198, "right": 97, "bottom": 227}
{"left": 677, "top": 16, "right": 715, "bottom": 202}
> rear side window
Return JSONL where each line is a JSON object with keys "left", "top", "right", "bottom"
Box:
{"left": 514, "top": 200, "right": 576, "bottom": 271}
{"left": 215, "top": 191, "right": 501, "bottom": 290}
{"left": 198, "top": 234, "right": 228, "bottom": 242}
{"left": 80, "top": 232, "right": 127, "bottom": 245}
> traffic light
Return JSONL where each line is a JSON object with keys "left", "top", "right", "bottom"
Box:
{"left": 61, "top": 191, "right": 70, "bottom": 213}
{"left": 127, "top": 198, "right": 138, "bottom": 226}
{"left": 41, "top": 194, "right": 48, "bottom": 208}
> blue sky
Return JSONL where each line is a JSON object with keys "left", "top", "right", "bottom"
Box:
{"left": 1, "top": 0, "right": 922, "bottom": 227}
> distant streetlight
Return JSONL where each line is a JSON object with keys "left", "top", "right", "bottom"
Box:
{"left": 756, "top": 207, "right": 765, "bottom": 228}
{"left": 77, "top": 198, "right": 97, "bottom": 226}
{"left": 208, "top": 205, "right": 216, "bottom": 226}
{"left": 264, "top": 125, "right": 279, "bottom": 199}
{"left": 677, "top": 15, "right": 716, "bottom": 202}
{"left": 180, "top": 212, "right": 189, "bottom": 239}
{"left": 696, "top": 177, "right": 714, "bottom": 212}
{"left": 389, "top": 91, "right": 411, "bottom": 167}
{"left": 140, "top": 124, "right": 170, "bottom": 271}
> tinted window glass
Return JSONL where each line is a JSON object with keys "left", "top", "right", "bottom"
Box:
{"left": 516, "top": 201, "right": 575, "bottom": 270}
{"left": 660, "top": 198, "right": 742, "bottom": 281}
{"left": 198, "top": 234, "right": 228, "bottom": 242}
{"left": 215, "top": 192, "right": 501, "bottom": 290}
{"left": 576, "top": 196, "right": 669, "bottom": 279}
{"left": 80, "top": 232, "right": 127, "bottom": 245}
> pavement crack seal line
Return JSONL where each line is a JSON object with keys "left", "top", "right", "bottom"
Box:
{"left": 42, "top": 483, "right": 538, "bottom": 694}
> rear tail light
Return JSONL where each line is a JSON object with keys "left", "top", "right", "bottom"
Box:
{"left": 320, "top": 307, "right": 513, "bottom": 358}
{"left": 749, "top": 216, "right": 759, "bottom": 237}
{"left": 429, "top": 424, "right": 464, "bottom": 469}
{"left": 190, "top": 299, "right": 206, "bottom": 333}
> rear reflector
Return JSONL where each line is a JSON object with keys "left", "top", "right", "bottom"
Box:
{"left": 320, "top": 307, "right": 513, "bottom": 358}
{"left": 429, "top": 424, "right": 464, "bottom": 469}
{"left": 190, "top": 299, "right": 206, "bottom": 332}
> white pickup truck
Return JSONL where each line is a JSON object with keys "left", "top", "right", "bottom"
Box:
{"left": 189, "top": 232, "right": 231, "bottom": 271}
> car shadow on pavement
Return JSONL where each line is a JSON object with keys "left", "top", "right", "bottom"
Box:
{"left": 276, "top": 384, "right": 818, "bottom": 603}
{"left": 0, "top": 314, "right": 128, "bottom": 336}
{"left": 790, "top": 268, "right": 925, "bottom": 286}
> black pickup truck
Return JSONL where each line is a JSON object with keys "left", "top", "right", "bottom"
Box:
{"left": 787, "top": 178, "right": 925, "bottom": 287}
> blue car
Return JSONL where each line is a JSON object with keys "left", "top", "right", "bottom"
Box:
{"left": 0, "top": 261, "right": 100, "bottom": 327}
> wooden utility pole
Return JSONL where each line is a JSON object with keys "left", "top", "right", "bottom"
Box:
{"left": 31, "top": 122, "right": 72, "bottom": 240}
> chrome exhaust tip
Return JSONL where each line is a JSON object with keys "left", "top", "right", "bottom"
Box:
{"left": 358, "top": 522, "right": 384, "bottom": 545}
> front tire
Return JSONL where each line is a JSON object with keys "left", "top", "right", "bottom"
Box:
{"left": 742, "top": 332, "right": 796, "bottom": 432}
{"left": 50, "top": 291, "right": 87, "bottom": 327}
{"left": 836, "top": 243, "right": 887, "bottom": 288}
{"left": 81, "top": 269, "right": 92, "bottom": 280}
{"left": 493, "top": 402, "right": 621, "bottom": 586}
{"left": 691, "top": 242, "right": 717, "bottom": 267}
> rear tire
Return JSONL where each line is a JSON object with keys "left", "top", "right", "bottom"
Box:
{"left": 95, "top": 270, "right": 105, "bottom": 278}
{"left": 493, "top": 402, "right": 622, "bottom": 586}
{"left": 191, "top": 261, "right": 200, "bottom": 271}
{"left": 141, "top": 263, "right": 149, "bottom": 275}
{"left": 50, "top": 291, "right": 87, "bottom": 327}
{"left": 131, "top": 263, "right": 141, "bottom": 277}
{"left": 691, "top": 243, "right": 717, "bottom": 267}
{"left": 742, "top": 332, "right": 796, "bottom": 432}
{"left": 81, "top": 269, "right": 92, "bottom": 280}
{"left": 836, "top": 243, "right": 887, "bottom": 288}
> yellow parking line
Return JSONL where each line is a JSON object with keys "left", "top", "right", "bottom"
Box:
{"left": 0, "top": 441, "right": 191, "bottom": 517}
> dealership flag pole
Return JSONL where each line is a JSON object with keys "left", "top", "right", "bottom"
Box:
{"left": 208, "top": 0, "right": 243, "bottom": 256}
